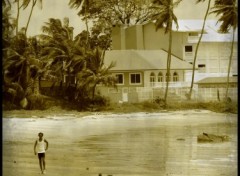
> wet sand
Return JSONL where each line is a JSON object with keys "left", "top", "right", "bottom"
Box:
{"left": 2, "top": 110, "right": 237, "bottom": 176}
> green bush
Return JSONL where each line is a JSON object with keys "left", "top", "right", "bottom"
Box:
{"left": 27, "top": 94, "right": 47, "bottom": 110}
{"left": 141, "top": 101, "right": 161, "bottom": 110}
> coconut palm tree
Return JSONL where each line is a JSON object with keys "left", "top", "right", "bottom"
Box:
{"left": 69, "top": 0, "right": 90, "bottom": 46}
{"left": 40, "top": 18, "right": 76, "bottom": 79}
{"left": 2, "top": 3, "right": 15, "bottom": 49}
{"left": 188, "top": 0, "right": 212, "bottom": 100}
{"left": 210, "top": 0, "right": 237, "bottom": 99}
{"left": 151, "top": 0, "right": 182, "bottom": 106}
{"left": 3, "top": 31, "right": 43, "bottom": 108}
{"left": 39, "top": 18, "right": 86, "bottom": 98}
{"left": 75, "top": 48, "right": 116, "bottom": 102}
{"left": 2, "top": 0, "right": 11, "bottom": 7}
{"left": 15, "top": 0, "right": 21, "bottom": 34}
{"left": 21, "top": 0, "right": 43, "bottom": 35}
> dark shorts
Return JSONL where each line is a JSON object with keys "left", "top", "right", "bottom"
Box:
{"left": 38, "top": 153, "right": 45, "bottom": 159}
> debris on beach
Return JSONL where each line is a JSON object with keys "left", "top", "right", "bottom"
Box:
{"left": 176, "top": 138, "right": 185, "bottom": 141}
{"left": 197, "top": 132, "right": 231, "bottom": 143}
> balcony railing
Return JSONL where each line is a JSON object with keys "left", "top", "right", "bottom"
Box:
{"left": 188, "top": 36, "right": 200, "bottom": 43}
{"left": 148, "top": 81, "right": 191, "bottom": 88}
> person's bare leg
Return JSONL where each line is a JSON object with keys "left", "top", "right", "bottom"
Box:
{"left": 39, "top": 158, "right": 43, "bottom": 173}
{"left": 43, "top": 157, "right": 46, "bottom": 171}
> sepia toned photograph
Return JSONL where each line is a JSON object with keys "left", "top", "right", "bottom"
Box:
{"left": 2, "top": 0, "right": 237, "bottom": 175}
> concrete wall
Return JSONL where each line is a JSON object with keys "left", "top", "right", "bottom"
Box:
{"left": 125, "top": 25, "right": 137, "bottom": 49}
{"left": 184, "top": 42, "right": 238, "bottom": 82}
{"left": 112, "top": 23, "right": 188, "bottom": 58}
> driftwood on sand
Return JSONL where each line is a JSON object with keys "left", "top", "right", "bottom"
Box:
{"left": 197, "top": 132, "right": 231, "bottom": 143}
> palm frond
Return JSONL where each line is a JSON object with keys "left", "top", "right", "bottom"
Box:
{"left": 21, "top": 0, "right": 31, "bottom": 9}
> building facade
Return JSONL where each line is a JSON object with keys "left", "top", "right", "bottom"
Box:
{"left": 111, "top": 20, "right": 238, "bottom": 83}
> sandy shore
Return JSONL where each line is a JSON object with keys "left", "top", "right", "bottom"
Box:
{"left": 2, "top": 110, "right": 238, "bottom": 176}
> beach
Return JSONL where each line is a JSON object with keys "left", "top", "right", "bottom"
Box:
{"left": 2, "top": 110, "right": 238, "bottom": 176}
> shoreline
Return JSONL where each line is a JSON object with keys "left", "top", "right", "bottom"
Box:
{"left": 2, "top": 108, "right": 234, "bottom": 119}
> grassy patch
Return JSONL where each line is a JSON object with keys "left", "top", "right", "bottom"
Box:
{"left": 3, "top": 96, "right": 237, "bottom": 115}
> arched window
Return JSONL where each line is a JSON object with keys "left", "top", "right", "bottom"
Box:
{"left": 165, "top": 72, "right": 171, "bottom": 82}
{"left": 150, "top": 72, "right": 155, "bottom": 86}
{"left": 173, "top": 72, "right": 179, "bottom": 82}
{"left": 158, "top": 72, "right": 163, "bottom": 82}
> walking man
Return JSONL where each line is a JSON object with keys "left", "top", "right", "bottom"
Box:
{"left": 34, "top": 132, "right": 49, "bottom": 174}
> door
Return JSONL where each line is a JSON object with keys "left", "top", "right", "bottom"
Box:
{"left": 122, "top": 88, "right": 128, "bottom": 102}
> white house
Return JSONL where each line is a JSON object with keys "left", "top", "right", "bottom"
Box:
{"left": 111, "top": 20, "right": 238, "bottom": 83}
{"left": 104, "top": 49, "right": 193, "bottom": 88}
{"left": 100, "top": 20, "right": 237, "bottom": 103}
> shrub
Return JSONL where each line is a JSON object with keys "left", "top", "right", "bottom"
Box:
{"left": 27, "top": 94, "right": 47, "bottom": 110}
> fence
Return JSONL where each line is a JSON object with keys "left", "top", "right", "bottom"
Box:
{"left": 197, "top": 87, "right": 238, "bottom": 102}
{"left": 98, "top": 86, "right": 238, "bottom": 103}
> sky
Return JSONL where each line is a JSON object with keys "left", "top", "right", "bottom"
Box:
{"left": 10, "top": 0, "right": 86, "bottom": 37}
{"left": 9, "top": 0, "right": 217, "bottom": 38}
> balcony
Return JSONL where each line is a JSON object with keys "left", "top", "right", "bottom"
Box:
{"left": 147, "top": 81, "right": 191, "bottom": 88}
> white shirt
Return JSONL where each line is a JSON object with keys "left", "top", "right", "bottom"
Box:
{"left": 37, "top": 138, "right": 46, "bottom": 153}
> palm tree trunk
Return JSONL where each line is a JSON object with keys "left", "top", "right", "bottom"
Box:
{"left": 38, "top": 76, "right": 42, "bottom": 94}
{"left": 92, "top": 84, "right": 97, "bottom": 101}
{"left": 188, "top": 0, "right": 211, "bottom": 100}
{"left": 25, "top": 0, "right": 37, "bottom": 35}
{"left": 225, "top": 29, "right": 235, "bottom": 99}
{"left": 164, "top": 0, "right": 173, "bottom": 106}
{"left": 84, "top": 0, "right": 89, "bottom": 47}
{"left": 85, "top": 16, "right": 89, "bottom": 44}
{"left": 32, "top": 77, "right": 40, "bottom": 95}
{"left": 16, "top": 0, "right": 20, "bottom": 34}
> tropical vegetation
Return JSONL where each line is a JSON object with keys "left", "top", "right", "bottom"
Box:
{"left": 188, "top": 0, "right": 212, "bottom": 100}
{"left": 210, "top": 0, "right": 238, "bottom": 99}
{"left": 2, "top": 0, "right": 117, "bottom": 110}
{"left": 2, "top": 0, "right": 237, "bottom": 111}
{"left": 151, "top": 0, "right": 182, "bottom": 106}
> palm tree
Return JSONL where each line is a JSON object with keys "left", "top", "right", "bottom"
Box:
{"left": 188, "top": 0, "right": 212, "bottom": 100}
{"left": 15, "top": 0, "right": 21, "bottom": 34}
{"left": 69, "top": 0, "right": 90, "bottom": 46}
{"left": 2, "top": 3, "right": 15, "bottom": 48}
{"left": 21, "top": 0, "right": 43, "bottom": 35}
{"left": 210, "top": 0, "right": 237, "bottom": 99}
{"left": 2, "top": 0, "right": 11, "bottom": 7}
{"left": 151, "top": 0, "right": 182, "bottom": 106}
{"left": 3, "top": 32, "right": 43, "bottom": 108}
{"left": 39, "top": 18, "right": 86, "bottom": 96}
{"left": 75, "top": 48, "right": 116, "bottom": 102}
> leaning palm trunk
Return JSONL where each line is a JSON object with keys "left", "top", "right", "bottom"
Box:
{"left": 225, "top": 29, "right": 235, "bottom": 99}
{"left": 16, "top": 0, "right": 20, "bottom": 34}
{"left": 188, "top": 0, "right": 211, "bottom": 100}
{"left": 84, "top": 5, "right": 89, "bottom": 46}
{"left": 25, "top": 0, "right": 37, "bottom": 35}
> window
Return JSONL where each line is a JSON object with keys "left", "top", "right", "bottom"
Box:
{"left": 130, "top": 73, "right": 141, "bottom": 84}
{"left": 165, "top": 72, "right": 171, "bottom": 82}
{"left": 173, "top": 72, "right": 179, "bottom": 82}
{"left": 150, "top": 72, "right": 155, "bottom": 86}
{"left": 198, "top": 64, "right": 206, "bottom": 73}
{"left": 189, "top": 32, "right": 198, "bottom": 36}
{"left": 64, "top": 75, "right": 76, "bottom": 84}
{"left": 158, "top": 72, "right": 163, "bottom": 82}
{"left": 115, "top": 73, "right": 124, "bottom": 85}
{"left": 185, "top": 45, "right": 193, "bottom": 52}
